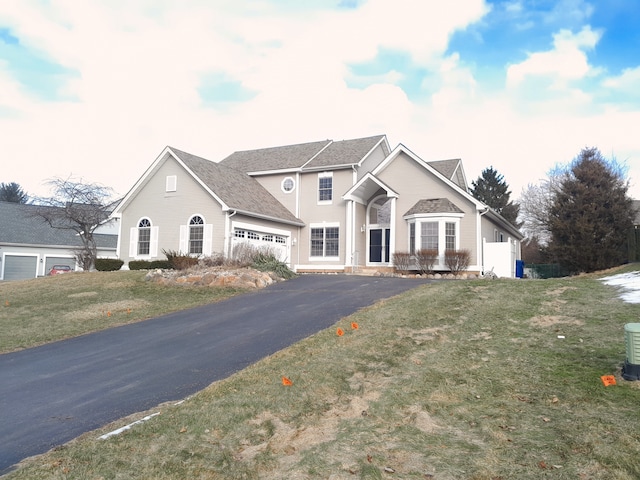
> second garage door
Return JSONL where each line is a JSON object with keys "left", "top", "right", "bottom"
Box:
{"left": 3, "top": 255, "right": 38, "bottom": 281}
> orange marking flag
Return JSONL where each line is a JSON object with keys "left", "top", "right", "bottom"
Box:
{"left": 601, "top": 375, "right": 616, "bottom": 386}
{"left": 282, "top": 376, "right": 293, "bottom": 386}
{"left": 351, "top": 322, "right": 359, "bottom": 330}
{"left": 336, "top": 328, "right": 344, "bottom": 336}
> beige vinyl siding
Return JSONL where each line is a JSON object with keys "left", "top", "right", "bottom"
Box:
{"left": 250, "top": 173, "right": 298, "bottom": 217}
{"left": 120, "top": 157, "right": 225, "bottom": 262}
{"left": 357, "top": 143, "right": 390, "bottom": 180}
{"left": 296, "top": 168, "right": 352, "bottom": 264}
{"left": 376, "top": 151, "right": 479, "bottom": 265}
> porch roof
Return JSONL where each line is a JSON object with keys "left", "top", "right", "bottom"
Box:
{"left": 342, "top": 173, "right": 398, "bottom": 205}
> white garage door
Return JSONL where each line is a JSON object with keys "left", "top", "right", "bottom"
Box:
{"left": 232, "top": 228, "right": 289, "bottom": 262}
{"left": 3, "top": 255, "right": 38, "bottom": 281}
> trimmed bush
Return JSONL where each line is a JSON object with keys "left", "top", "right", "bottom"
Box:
{"left": 128, "top": 260, "right": 151, "bottom": 270}
{"left": 95, "top": 258, "right": 124, "bottom": 271}
{"left": 392, "top": 252, "right": 412, "bottom": 273}
{"left": 128, "top": 260, "right": 173, "bottom": 270}
{"left": 444, "top": 249, "right": 471, "bottom": 275}
{"left": 150, "top": 260, "right": 173, "bottom": 269}
{"left": 416, "top": 249, "right": 439, "bottom": 274}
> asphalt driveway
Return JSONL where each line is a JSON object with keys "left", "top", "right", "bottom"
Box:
{"left": 0, "top": 274, "right": 431, "bottom": 475}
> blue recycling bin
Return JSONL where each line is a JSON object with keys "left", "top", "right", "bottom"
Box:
{"left": 515, "top": 260, "right": 524, "bottom": 278}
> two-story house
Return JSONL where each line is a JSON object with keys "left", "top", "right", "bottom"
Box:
{"left": 111, "top": 135, "right": 523, "bottom": 276}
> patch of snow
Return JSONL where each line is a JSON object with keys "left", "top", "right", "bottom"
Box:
{"left": 601, "top": 272, "right": 640, "bottom": 304}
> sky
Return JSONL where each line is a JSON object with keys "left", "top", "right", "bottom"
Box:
{"left": 1, "top": 0, "right": 639, "bottom": 203}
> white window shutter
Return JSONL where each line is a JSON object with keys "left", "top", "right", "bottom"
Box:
{"left": 179, "top": 225, "right": 188, "bottom": 253}
{"left": 150, "top": 226, "right": 159, "bottom": 257}
{"left": 203, "top": 224, "right": 213, "bottom": 255}
{"left": 129, "top": 227, "right": 138, "bottom": 258}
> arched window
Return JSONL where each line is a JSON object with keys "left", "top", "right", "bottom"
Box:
{"left": 138, "top": 218, "right": 151, "bottom": 255}
{"left": 189, "top": 215, "right": 204, "bottom": 254}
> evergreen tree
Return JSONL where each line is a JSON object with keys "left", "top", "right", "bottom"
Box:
{"left": 547, "top": 147, "right": 634, "bottom": 273}
{"left": 470, "top": 167, "right": 520, "bottom": 226}
{"left": 0, "top": 182, "right": 29, "bottom": 203}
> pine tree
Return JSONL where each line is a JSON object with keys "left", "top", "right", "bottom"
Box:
{"left": 547, "top": 147, "right": 634, "bottom": 273}
{"left": 470, "top": 167, "right": 520, "bottom": 226}
{"left": 0, "top": 182, "right": 29, "bottom": 203}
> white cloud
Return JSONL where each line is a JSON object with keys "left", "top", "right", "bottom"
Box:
{"left": 506, "top": 26, "right": 601, "bottom": 88}
{"left": 0, "top": 0, "right": 639, "bottom": 208}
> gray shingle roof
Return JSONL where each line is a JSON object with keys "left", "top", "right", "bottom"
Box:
{"left": 404, "top": 198, "right": 464, "bottom": 216}
{"left": 0, "top": 201, "right": 117, "bottom": 248}
{"left": 170, "top": 148, "right": 304, "bottom": 226}
{"left": 220, "top": 140, "right": 331, "bottom": 172}
{"left": 304, "top": 135, "right": 387, "bottom": 169}
{"left": 220, "top": 135, "right": 386, "bottom": 172}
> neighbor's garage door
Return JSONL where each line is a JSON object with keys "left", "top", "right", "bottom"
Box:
{"left": 44, "top": 257, "right": 75, "bottom": 275}
{"left": 3, "top": 255, "right": 38, "bottom": 281}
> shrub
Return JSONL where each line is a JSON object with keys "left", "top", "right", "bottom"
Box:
{"left": 199, "top": 254, "right": 225, "bottom": 268}
{"left": 94, "top": 258, "right": 124, "bottom": 271}
{"left": 128, "top": 260, "right": 152, "bottom": 270}
{"left": 149, "top": 260, "right": 173, "bottom": 269}
{"left": 444, "top": 249, "right": 471, "bottom": 275}
{"left": 415, "top": 249, "right": 439, "bottom": 274}
{"left": 392, "top": 252, "right": 412, "bottom": 273}
{"left": 251, "top": 253, "right": 296, "bottom": 280}
{"left": 162, "top": 249, "right": 199, "bottom": 270}
{"left": 129, "top": 259, "right": 173, "bottom": 270}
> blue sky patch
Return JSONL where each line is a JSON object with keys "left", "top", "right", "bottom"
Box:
{"left": 346, "top": 48, "right": 433, "bottom": 101}
{"left": 0, "top": 26, "right": 77, "bottom": 101}
{"left": 198, "top": 73, "right": 257, "bottom": 108}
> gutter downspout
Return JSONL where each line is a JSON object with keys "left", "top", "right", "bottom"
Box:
{"left": 478, "top": 207, "right": 490, "bottom": 274}
{"left": 225, "top": 210, "right": 237, "bottom": 259}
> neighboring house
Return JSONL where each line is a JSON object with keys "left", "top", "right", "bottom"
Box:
{"left": 0, "top": 201, "right": 118, "bottom": 281}
{"left": 112, "top": 135, "right": 523, "bottom": 276}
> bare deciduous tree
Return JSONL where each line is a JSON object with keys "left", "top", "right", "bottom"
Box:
{"left": 33, "top": 177, "right": 115, "bottom": 271}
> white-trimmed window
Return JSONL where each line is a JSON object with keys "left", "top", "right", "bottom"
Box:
{"left": 409, "top": 222, "right": 416, "bottom": 255}
{"left": 234, "top": 229, "right": 246, "bottom": 239}
{"left": 318, "top": 172, "right": 333, "bottom": 204}
{"left": 189, "top": 215, "right": 204, "bottom": 254}
{"left": 445, "top": 222, "right": 456, "bottom": 250}
{"left": 129, "top": 218, "right": 158, "bottom": 258}
{"left": 310, "top": 225, "right": 339, "bottom": 258}
{"left": 275, "top": 236, "right": 286, "bottom": 244}
{"left": 281, "top": 177, "right": 295, "bottom": 193}
{"left": 138, "top": 218, "right": 151, "bottom": 255}
{"left": 247, "top": 231, "right": 260, "bottom": 240}
{"left": 405, "top": 216, "right": 462, "bottom": 267}
{"left": 421, "top": 222, "right": 439, "bottom": 250}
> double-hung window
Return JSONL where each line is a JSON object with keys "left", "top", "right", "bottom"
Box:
{"left": 420, "top": 222, "right": 439, "bottom": 250}
{"left": 318, "top": 172, "right": 333, "bottom": 203}
{"left": 311, "top": 226, "right": 339, "bottom": 258}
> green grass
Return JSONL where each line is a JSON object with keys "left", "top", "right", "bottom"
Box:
{"left": 5, "top": 266, "right": 640, "bottom": 479}
{"left": 0, "top": 271, "right": 243, "bottom": 353}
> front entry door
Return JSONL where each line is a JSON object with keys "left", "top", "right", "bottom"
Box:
{"left": 369, "top": 228, "right": 390, "bottom": 263}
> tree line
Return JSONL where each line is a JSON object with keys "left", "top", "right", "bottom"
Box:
{"left": 470, "top": 147, "right": 637, "bottom": 275}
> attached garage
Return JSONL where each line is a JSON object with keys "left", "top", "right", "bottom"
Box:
{"left": 231, "top": 225, "right": 290, "bottom": 263}
{"left": 44, "top": 256, "right": 76, "bottom": 276}
{"left": 2, "top": 255, "right": 38, "bottom": 281}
